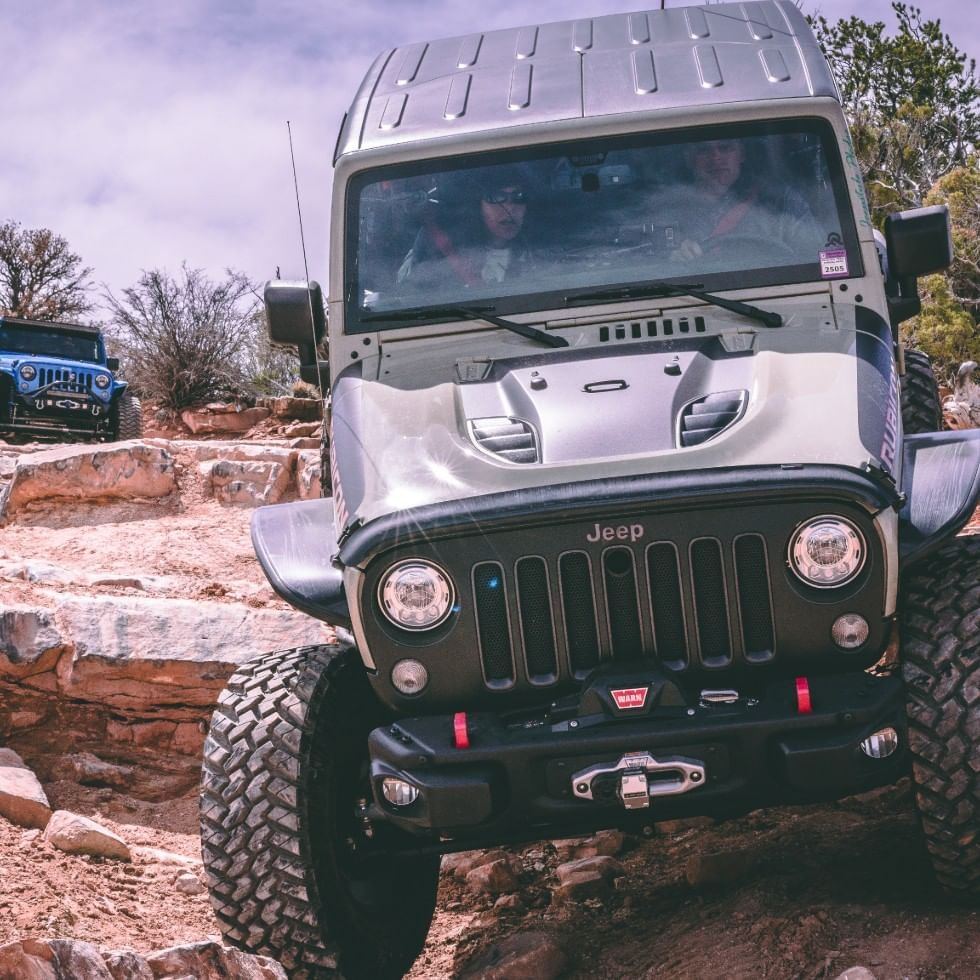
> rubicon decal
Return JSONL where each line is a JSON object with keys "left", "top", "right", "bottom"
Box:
{"left": 610, "top": 687, "right": 648, "bottom": 710}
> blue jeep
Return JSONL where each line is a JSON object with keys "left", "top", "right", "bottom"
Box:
{"left": 0, "top": 315, "right": 142, "bottom": 443}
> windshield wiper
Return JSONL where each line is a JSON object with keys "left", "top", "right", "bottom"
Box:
{"left": 565, "top": 282, "right": 782, "bottom": 329}
{"left": 361, "top": 305, "right": 568, "bottom": 348}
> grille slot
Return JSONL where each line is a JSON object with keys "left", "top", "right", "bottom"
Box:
{"left": 470, "top": 417, "right": 538, "bottom": 464}
{"left": 473, "top": 562, "right": 514, "bottom": 684}
{"left": 516, "top": 557, "right": 558, "bottom": 681}
{"left": 690, "top": 538, "right": 732, "bottom": 667}
{"left": 558, "top": 552, "right": 600, "bottom": 675}
{"left": 603, "top": 548, "right": 643, "bottom": 661}
{"left": 646, "top": 542, "right": 687, "bottom": 668}
{"left": 678, "top": 390, "right": 747, "bottom": 447}
{"left": 734, "top": 535, "right": 775, "bottom": 662}
{"left": 598, "top": 316, "right": 707, "bottom": 341}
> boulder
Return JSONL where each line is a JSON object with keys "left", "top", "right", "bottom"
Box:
{"left": 174, "top": 870, "right": 206, "bottom": 894}
{"left": 0, "top": 938, "right": 113, "bottom": 979}
{"left": 51, "top": 751, "right": 133, "bottom": 789}
{"left": 43, "top": 810, "right": 131, "bottom": 861}
{"left": 443, "top": 848, "right": 514, "bottom": 879}
{"left": 553, "top": 829, "right": 627, "bottom": 862}
{"left": 458, "top": 931, "right": 567, "bottom": 980}
{"left": 267, "top": 396, "right": 321, "bottom": 421}
{"left": 466, "top": 858, "right": 520, "bottom": 896}
{"left": 102, "top": 951, "right": 154, "bottom": 979}
{"left": 200, "top": 458, "right": 293, "bottom": 506}
{"left": 553, "top": 855, "right": 625, "bottom": 904}
{"left": 144, "top": 941, "right": 287, "bottom": 979}
{"left": 2, "top": 443, "right": 176, "bottom": 517}
{"left": 180, "top": 406, "right": 270, "bottom": 435}
{"left": 0, "top": 763, "right": 52, "bottom": 828}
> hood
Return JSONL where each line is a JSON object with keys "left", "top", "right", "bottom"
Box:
{"left": 330, "top": 301, "right": 896, "bottom": 530}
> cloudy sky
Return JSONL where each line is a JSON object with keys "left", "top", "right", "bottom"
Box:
{"left": 4, "top": 0, "right": 977, "bottom": 316}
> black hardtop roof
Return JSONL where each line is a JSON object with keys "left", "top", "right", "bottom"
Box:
{"left": 0, "top": 315, "right": 101, "bottom": 336}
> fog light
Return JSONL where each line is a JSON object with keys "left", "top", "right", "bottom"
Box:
{"left": 860, "top": 727, "right": 899, "bottom": 759}
{"left": 381, "top": 777, "right": 420, "bottom": 807}
{"left": 391, "top": 659, "right": 428, "bottom": 695}
{"left": 832, "top": 613, "right": 869, "bottom": 649}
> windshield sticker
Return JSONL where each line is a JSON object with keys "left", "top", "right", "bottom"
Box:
{"left": 819, "top": 248, "right": 849, "bottom": 278}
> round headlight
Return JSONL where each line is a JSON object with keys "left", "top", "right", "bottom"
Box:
{"left": 789, "top": 516, "right": 866, "bottom": 588}
{"left": 94, "top": 373, "right": 111, "bottom": 389}
{"left": 19, "top": 364, "right": 36, "bottom": 381}
{"left": 379, "top": 560, "right": 455, "bottom": 631}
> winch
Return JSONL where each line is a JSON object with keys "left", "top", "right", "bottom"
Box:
{"left": 571, "top": 752, "right": 707, "bottom": 810}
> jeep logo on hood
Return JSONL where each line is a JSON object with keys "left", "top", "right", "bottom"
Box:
{"left": 586, "top": 522, "right": 645, "bottom": 543}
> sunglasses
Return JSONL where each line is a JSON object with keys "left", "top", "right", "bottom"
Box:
{"left": 483, "top": 189, "right": 527, "bottom": 205}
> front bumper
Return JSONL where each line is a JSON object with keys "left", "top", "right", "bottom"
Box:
{"left": 4, "top": 391, "right": 110, "bottom": 440}
{"left": 367, "top": 668, "right": 907, "bottom": 842}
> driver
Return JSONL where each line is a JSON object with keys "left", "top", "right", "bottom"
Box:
{"left": 672, "top": 138, "right": 822, "bottom": 262}
{"left": 397, "top": 168, "right": 534, "bottom": 289}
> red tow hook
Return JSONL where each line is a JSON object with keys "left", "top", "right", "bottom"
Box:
{"left": 795, "top": 677, "right": 813, "bottom": 714}
{"left": 453, "top": 711, "right": 470, "bottom": 749}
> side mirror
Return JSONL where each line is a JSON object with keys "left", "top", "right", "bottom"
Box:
{"left": 264, "top": 279, "right": 329, "bottom": 389}
{"left": 883, "top": 205, "right": 953, "bottom": 327}
{"left": 106, "top": 356, "right": 120, "bottom": 371}
{"left": 884, "top": 205, "right": 953, "bottom": 278}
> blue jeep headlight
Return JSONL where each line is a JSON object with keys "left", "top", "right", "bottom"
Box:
{"left": 19, "top": 364, "right": 36, "bottom": 381}
{"left": 94, "top": 373, "right": 111, "bottom": 389}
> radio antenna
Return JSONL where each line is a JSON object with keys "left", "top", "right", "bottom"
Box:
{"left": 287, "top": 120, "right": 326, "bottom": 395}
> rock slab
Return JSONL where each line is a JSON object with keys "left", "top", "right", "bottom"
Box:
{"left": 2, "top": 443, "right": 176, "bottom": 517}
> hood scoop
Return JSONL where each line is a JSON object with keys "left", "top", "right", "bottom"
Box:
{"left": 678, "top": 390, "right": 748, "bottom": 448}
{"left": 469, "top": 416, "right": 539, "bottom": 464}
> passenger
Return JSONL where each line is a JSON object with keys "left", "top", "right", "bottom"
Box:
{"left": 672, "top": 138, "right": 823, "bottom": 263}
{"left": 397, "top": 168, "right": 534, "bottom": 289}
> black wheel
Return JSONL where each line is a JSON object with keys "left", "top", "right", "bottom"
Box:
{"left": 902, "top": 535, "right": 980, "bottom": 897}
{"left": 901, "top": 348, "right": 942, "bottom": 434}
{"left": 112, "top": 392, "right": 143, "bottom": 440}
{"left": 200, "top": 644, "right": 439, "bottom": 979}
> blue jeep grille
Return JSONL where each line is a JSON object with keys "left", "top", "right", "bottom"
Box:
{"left": 39, "top": 367, "right": 94, "bottom": 393}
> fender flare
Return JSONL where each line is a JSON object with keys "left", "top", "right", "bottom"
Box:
{"left": 899, "top": 430, "right": 980, "bottom": 569}
{"left": 250, "top": 498, "right": 350, "bottom": 627}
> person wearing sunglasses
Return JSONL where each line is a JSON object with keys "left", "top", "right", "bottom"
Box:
{"left": 397, "top": 168, "right": 534, "bottom": 290}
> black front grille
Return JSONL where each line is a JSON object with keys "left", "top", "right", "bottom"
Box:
{"left": 38, "top": 367, "right": 94, "bottom": 393}
{"left": 471, "top": 534, "right": 777, "bottom": 687}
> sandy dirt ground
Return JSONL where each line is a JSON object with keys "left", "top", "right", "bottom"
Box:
{"left": 0, "top": 435, "right": 977, "bottom": 978}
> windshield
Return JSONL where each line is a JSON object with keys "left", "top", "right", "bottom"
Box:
{"left": 0, "top": 323, "right": 101, "bottom": 362}
{"left": 346, "top": 119, "right": 862, "bottom": 331}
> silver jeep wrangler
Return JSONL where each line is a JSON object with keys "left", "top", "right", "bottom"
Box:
{"left": 200, "top": 4, "right": 980, "bottom": 978}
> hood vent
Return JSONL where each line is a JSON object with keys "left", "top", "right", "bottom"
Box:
{"left": 678, "top": 390, "right": 747, "bottom": 447}
{"left": 469, "top": 417, "right": 539, "bottom": 464}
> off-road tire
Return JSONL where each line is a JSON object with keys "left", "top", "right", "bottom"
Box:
{"left": 113, "top": 392, "right": 144, "bottom": 440}
{"left": 200, "top": 644, "right": 440, "bottom": 979}
{"left": 900, "top": 348, "right": 942, "bottom": 434}
{"left": 319, "top": 409, "right": 332, "bottom": 498}
{"left": 902, "top": 535, "right": 980, "bottom": 897}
